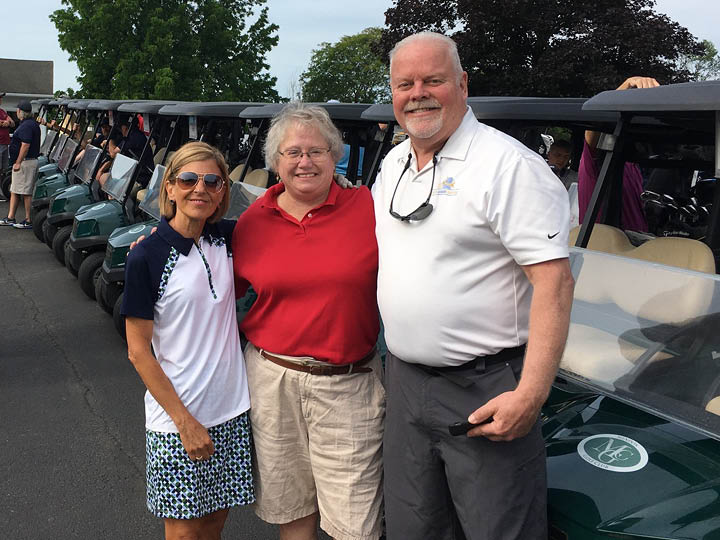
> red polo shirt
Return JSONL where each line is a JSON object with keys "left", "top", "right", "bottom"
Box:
{"left": 232, "top": 181, "right": 379, "bottom": 365}
{"left": 0, "top": 109, "right": 10, "bottom": 145}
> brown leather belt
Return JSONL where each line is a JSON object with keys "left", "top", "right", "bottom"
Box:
{"left": 260, "top": 348, "right": 376, "bottom": 375}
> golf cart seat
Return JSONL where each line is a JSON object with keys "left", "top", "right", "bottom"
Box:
{"left": 705, "top": 396, "right": 720, "bottom": 416}
{"left": 244, "top": 169, "right": 269, "bottom": 188}
{"left": 154, "top": 147, "right": 167, "bottom": 166}
{"left": 229, "top": 164, "right": 251, "bottom": 183}
{"left": 562, "top": 236, "right": 716, "bottom": 386}
{"left": 136, "top": 189, "right": 148, "bottom": 203}
{"left": 568, "top": 224, "right": 633, "bottom": 254}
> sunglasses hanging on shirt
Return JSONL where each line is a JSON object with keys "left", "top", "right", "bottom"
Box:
{"left": 388, "top": 153, "right": 438, "bottom": 222}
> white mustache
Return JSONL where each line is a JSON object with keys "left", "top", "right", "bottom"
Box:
{"left": 404, "top": 99, "right": 442, "bottom": 112}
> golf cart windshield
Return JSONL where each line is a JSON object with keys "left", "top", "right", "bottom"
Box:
{"left": 40, "top": 131, "right": 57, "bottom": 156}
{"left": 560, "top": 246, "right": 720, "bottom": 440}
{"left": 103, "top": 154, "right": 138, "bottom": 200}
{"left": 57, "top": 139, "right": 78, "bottom": 174}
{"left": 225, "top": 182, "right": 266, "bottom": 219}
{"left": 138, "top": 165, "right": 165, "bottom": 221}
{"left": 50, "top": 134, "right": 68, "bottom": 162}
{"left": 76, "top": 145, "right": 103, "bottom": 184}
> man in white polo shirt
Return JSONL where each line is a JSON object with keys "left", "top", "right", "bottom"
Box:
{"left": 373, "top": 32, "right": 574, "bottom": 540}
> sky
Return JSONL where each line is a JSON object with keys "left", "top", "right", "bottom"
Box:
{"left": 3, "top": 0, "right": 718, "bottom": 98}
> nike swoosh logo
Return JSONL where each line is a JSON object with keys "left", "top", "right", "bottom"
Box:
{"left": 548, "top": 232, "right": 560, "bottom": 239}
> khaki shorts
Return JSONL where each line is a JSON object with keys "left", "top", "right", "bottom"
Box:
{"left": 245, "top": 343, "right": 385, "bottom": 540}
{"left": 11, "top": 159, "right": 38, "bottom": 195}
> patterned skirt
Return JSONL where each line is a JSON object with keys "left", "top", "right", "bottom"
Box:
{"left": 145, "top": 412, "right": 255, "bottom": 519}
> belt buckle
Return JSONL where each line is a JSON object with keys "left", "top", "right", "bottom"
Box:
{"left": 309, "top": 365, "right": 325, "bottom": 376}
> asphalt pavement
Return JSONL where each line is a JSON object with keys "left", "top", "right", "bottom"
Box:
{"left": 0, "top": 199, "right": 276, "bottom": 539}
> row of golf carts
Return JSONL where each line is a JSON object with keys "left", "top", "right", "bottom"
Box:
{"left": 18, "top": 81, "right": 720, "bottom": 539}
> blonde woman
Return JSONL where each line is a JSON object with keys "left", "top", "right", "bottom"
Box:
{"left": 122, "top": 142, "right": 253, "bottom": 540}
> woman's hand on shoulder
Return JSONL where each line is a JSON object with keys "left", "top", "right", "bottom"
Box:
{"left": 334, "top": 173, "right": 358, "bottom": 189}
{"left": 176, "top": 415, "right": 215, "bottom": 461}
{"left": 129, "top": 227, "right": 158, "bottom": 251}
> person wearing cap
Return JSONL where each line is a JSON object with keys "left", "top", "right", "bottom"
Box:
{"left": 0, "top": 101, "right": 41, "bottom": 229}
{"left": 0, "top": 92, "right": 14, "bottom": 185}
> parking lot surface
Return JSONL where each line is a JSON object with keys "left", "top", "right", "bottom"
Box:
{"left": 0, "top": 200, "right": 276, "bottom": 539}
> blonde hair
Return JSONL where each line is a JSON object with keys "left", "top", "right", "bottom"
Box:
{"left": 159, "top": 141, "right": 230, "bottom": 223}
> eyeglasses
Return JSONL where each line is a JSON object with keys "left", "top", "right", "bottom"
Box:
{"left": 278, "top": 147, "right": 331, "bottom": 163}
{"left": 389, "top": 153, "right": 438, "bottom": 222}
{"left": 173, "top": 171, "right": 225, "bottom": 193}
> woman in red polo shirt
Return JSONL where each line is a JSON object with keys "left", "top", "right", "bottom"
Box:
{"left": 232, "top": 103, "right": 383, "bottom": 540}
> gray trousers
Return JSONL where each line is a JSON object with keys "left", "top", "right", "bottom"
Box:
{"left": 0, "top": 144, "right": 8, "bottom": 172}
{"left": 384, "top": 351, "right": 547, "bottom": 540}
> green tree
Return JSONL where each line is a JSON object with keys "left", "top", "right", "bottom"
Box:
{"left": 379, "top": 0, "right": 704, "bottom": 97}
{"left": 51, "top": 0, "right": 279, "bottom": 101}
{"left": 300, "top": 28, "right": 391, "bottom": 103}
{"left": 676, "top": 39, "right": 720, "bottom": 81}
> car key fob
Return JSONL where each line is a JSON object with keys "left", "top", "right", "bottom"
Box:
{"left": 448, "top": 417, "right": 493, "bottom": 436}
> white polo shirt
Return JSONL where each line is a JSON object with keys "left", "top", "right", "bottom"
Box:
{"left": 373, "top": 107, "right": 569, "bottom": 367}
{"left": 122, "top": 217, "right": 250, "bottom": 432}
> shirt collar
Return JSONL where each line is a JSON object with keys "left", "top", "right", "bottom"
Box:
{"left": 259, "top": 177, "right": 341, "bottom": 211}
{"left": 157, "top": 216, "right": 221, "bottom": 256}
{"left": 395, "top": 105, "right": 478, "bottom": 168}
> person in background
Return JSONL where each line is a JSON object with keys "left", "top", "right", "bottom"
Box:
{"left": 0, "top": 101, "right": 41, "bottom": 229}
{"left": 95, "top": 131, "right": 124, "bottom": 189}
{"left": 547, "top": 139, "right": 577, "bottom": 189}
{"left": 122, "top": 141, "right": 254, "bottom": 540}
{"left": 578, "top": 76, "right": 657, "bottom": 232}
{"left": 0, "top": 92, "right": 14, "bottom": 183}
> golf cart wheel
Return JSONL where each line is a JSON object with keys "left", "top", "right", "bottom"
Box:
{"left": 1, "top": 170, "right": 10, "bottom": 200}
{"left": 97, "top": 279, "right": 120, "bottom": 315}
{"left": 78, "top": 252, "right": 105, "bottom": 300}
{"left": 113, "top": 293, "right": 126, "bottom": 341}
{"left": 31, "top": 208, "right": 48, "bottom": 242}
{"left": 52, "top": 225, "right": 72, "bottom": 265}
{"left": 65, "top": 241, "right": 79, "bottom": 277}
{"left": 43, "top": 220, "right": 58, "bottom": 248}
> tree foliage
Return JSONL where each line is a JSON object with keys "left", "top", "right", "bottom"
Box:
{"left": 51, "top": 0, "right": 279, "bottom": 101}
{"left": 300, "top": 28, "right": 391, "bottom": 103}
{"left": 379, "top": 0, "right": 705, "bottom": 97}
{"left": 676, "top": 40, "right": 720, "bottom": 81}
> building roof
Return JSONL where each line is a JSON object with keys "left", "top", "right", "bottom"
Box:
{"left": 0, "top": 58, "right": 53, "bottom": 95}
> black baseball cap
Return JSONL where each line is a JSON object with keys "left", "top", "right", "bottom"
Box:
{"left": 17, "top": 100, "right": 33, "bottom": 112}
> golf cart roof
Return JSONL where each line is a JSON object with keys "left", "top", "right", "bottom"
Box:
{"left": 584, "top": 81, "right": 720, "bottom": 113}
{"left": 118, "top": 100, "right": 182, "bottom": 114}
{"left": 67, "top": 99, "right": 97, "bottom": 111}
{"left": 241, "top": 102, "right": 372, "bottom": 121}
{"left": 31, "top": 98, "right": 54, "bottom": 106}
{"left": 362, "top": 97, "right": 626, "bottom": 129}
{"left": 48, "top": 98, "right": 72, "bottom": 107}
{"left": 158, "top": 101, "right": 265, "bottom": 118}
{"left": 86, "top": 100, "right": 143, "bottom": 112}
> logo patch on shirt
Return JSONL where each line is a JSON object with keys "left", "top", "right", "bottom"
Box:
{"left": 434, "top": 177, "right": 459, "bottom": 196}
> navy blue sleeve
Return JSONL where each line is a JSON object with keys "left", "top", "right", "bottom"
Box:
{"left": 14, "top": 122, "right": 32, "bottom": 144}
{"left": 122, "top": 243, "right": 159, "bottom": 320}
{"left": 217, "top": 219, "right": 236, "bottom": 245}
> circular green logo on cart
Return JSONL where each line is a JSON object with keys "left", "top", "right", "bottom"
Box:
{"left": 577, "top": 434, "right": 648, "bottom": 472}
{"left": 129, "top": 225, "right": 146, "bottom": 234}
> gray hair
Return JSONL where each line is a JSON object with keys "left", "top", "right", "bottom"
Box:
{"left": 263, "top": 102, "right": 345, "bottom": 171}
{"left": 389, "top": 31, "right": 464, "bottom": 81}
{"left": 17, "top": 109, "right": 33, "bottom": 121}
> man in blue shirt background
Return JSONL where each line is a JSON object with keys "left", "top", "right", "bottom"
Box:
{"left": 1, "top": 101, "right": 41, "bottom": 229}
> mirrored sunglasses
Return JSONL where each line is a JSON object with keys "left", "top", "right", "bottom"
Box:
{"left": 173, "top": 171, "right": 225, "bottom": 192}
